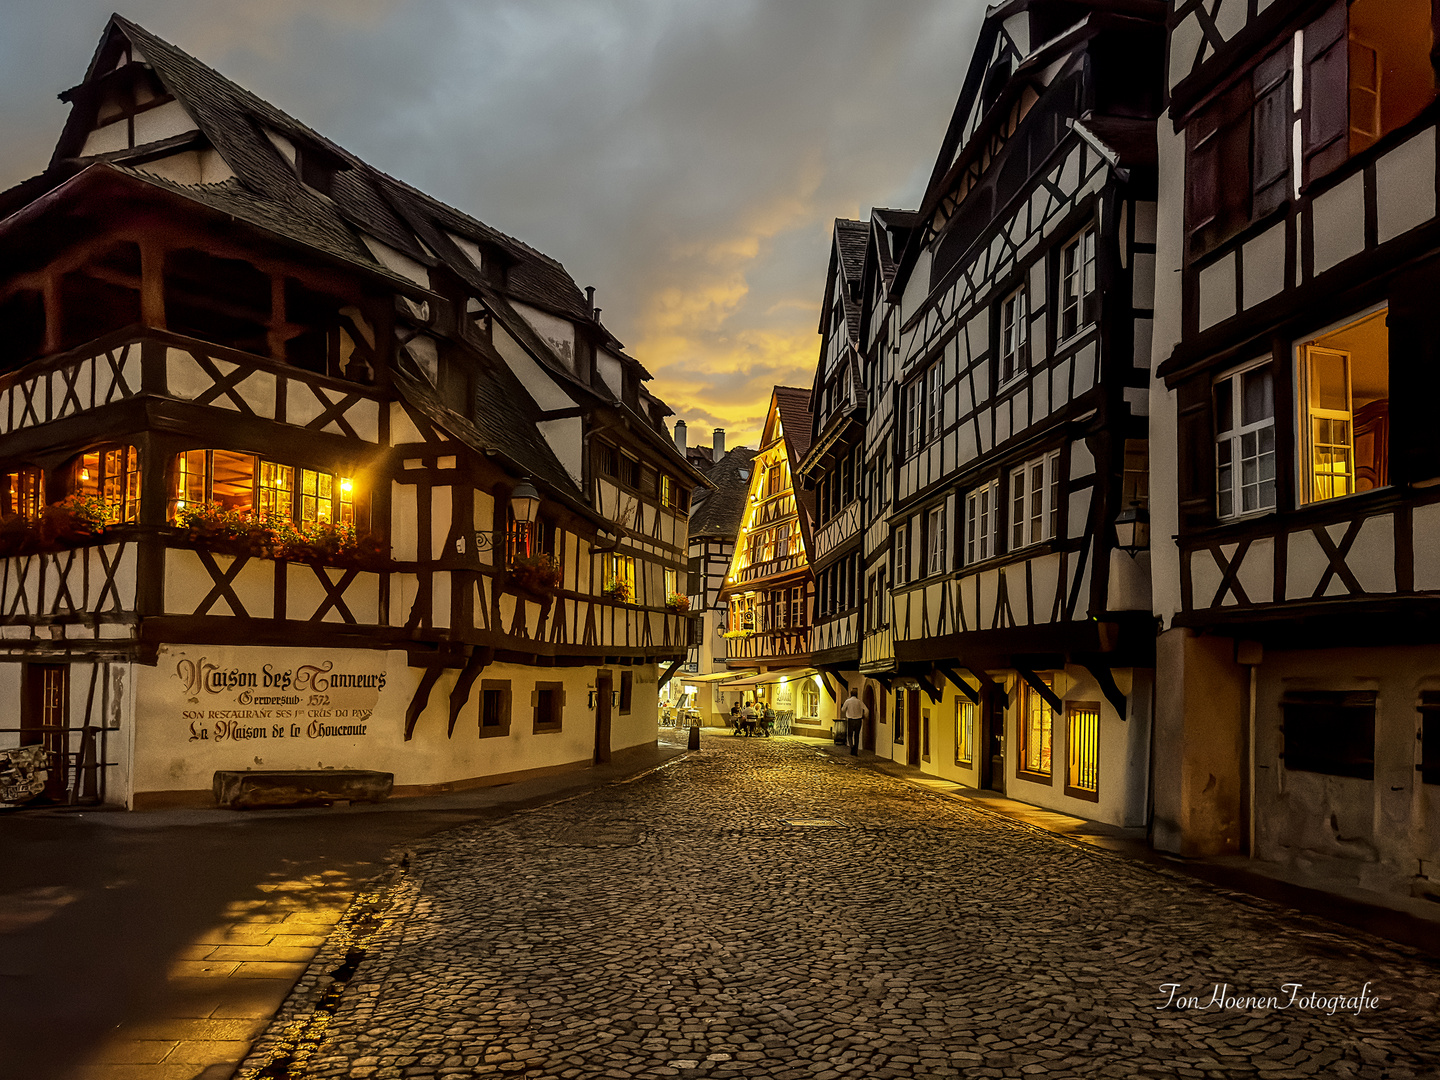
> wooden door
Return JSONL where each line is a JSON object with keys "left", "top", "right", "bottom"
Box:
{"left": 862, "top": 685, "right": 877, "bottom": 752}
{"left": 594, "top": 673, "right": 612, "bottom": 765}
{"left": 981, "top": 687, "right": 1005, "bottom": 793}
{"left": 906, "top": 688, "right": 921, "bottom": 767}
{"left": 23, "top": 664, "right": 69, "bottom": 801}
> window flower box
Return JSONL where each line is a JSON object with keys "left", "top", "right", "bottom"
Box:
{"left": 508, "top": 552, "right": 562, "bottom": 598}
{"left": 175, "top": 503, "right": 387, "bottom": 568}
{"left": 665, "top": 593, "right": 691, "bottom": 613}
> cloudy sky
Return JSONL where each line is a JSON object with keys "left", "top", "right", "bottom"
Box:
{"left": 0, "top": 1, "right": 984, "bottom": 449}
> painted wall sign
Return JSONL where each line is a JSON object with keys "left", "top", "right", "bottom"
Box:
{"left": 175, "top": 655, "right": 385, "bottom": 744}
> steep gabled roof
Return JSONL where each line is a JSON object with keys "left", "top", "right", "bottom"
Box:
{"left": 772, "top": 386, "right": 814, "bottom": 465}
{"left": 834, "top": 218, "right": 869, "bottom": 343}
{"left": 60, "top": 16, "right": 611, "bottom": 337}
{"left": 770, "top": 385, "right": 817, "bottom": 561}
{"left": 12, "top": 15, "right": 711, "bottom": 498}
{"left": 688, "top": 447, "right": 758, "bottom": 539}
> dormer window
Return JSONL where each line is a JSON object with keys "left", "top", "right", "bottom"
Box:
{"left": 296, "top": 143, "right": 346, "bottom": 196}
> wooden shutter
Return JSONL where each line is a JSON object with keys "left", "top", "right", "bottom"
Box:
{"left": 1252, "top": 48, "right": 1292, "bottom": 218}
{"left": 1303, "top": 0, "right": 1349, "bottom": 184}
{"left": 1387, "top": 258, "right": 1440, "bottom": 486}
{"left": 1175, "top": 377, "right": 1216, "bottom": 529}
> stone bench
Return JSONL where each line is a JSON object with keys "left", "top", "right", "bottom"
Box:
{"left": 213, "top": 769, "right": 393, "bottom": 809}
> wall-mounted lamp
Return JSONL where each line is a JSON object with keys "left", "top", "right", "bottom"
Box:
{"left": 1114, "top": 502, "right": 1150, "bottom": 558}
{"left": 475, "top": 477, "right": 543, "bottom": 552}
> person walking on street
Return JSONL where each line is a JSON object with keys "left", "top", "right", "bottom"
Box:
{"left": 841, "top": 688, "right": 868, "bottom": 755}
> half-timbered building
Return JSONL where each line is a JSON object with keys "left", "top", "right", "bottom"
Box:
{"left": 0, "top": 16, "right": 705, "bottom": 808}
{"left": 795, "top": 220, "right": 869, "bottom": 735}
{"left": 673, "top": 435, "right": 755, "bottom": 725}
{"left": 715, "top": 388, "right": 828, "bottom": 734}
{"left": 1150, "top": 0, "right": 1440, "bottom": 897}
{"left": 807, "top": 0, "right": 1166, "bottom": 825}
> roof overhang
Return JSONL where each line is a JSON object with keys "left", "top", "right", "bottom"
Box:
{"left": 0, "top": 163, "right": 439, "bottom": 301}
{"left": 795, "top": 404, "right": 865, "bottom": 480}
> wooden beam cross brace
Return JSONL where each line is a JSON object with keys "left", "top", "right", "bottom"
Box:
{"left": 1084, "top": 663, "right": 1128, "bottom": 721}
{"left": 937, "top": 665, "right": 979, "bottom": 705}
{"left": 447, "top": 647, "right": 494, "bottom": 738}
{"left": 1015, "top": 666, "right": 1064, "bottom": 714}
{"left": 656, "top": 658, "right": 684, "bottom": 691}
{"left": 404, "top": 665, "right": 445, "bottom": 741}
{"left": 914, "top": 672, "right": 942, "bottom": 704}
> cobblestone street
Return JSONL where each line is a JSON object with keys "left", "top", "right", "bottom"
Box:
{"left": 243, "top": 735, "right": 1440, "bottom": 1080}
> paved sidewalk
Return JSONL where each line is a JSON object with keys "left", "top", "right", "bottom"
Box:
{"left": 236, "top": 731, "right": 1440, "bottom": 1079}
{"left": 0, "top": 735, "right": 689, "bottom": 1080}
{"left": 817, "top": 743, "right": 1440, "bottom": 958}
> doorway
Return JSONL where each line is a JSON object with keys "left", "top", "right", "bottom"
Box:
{"left": 906, "top": 688, "right": 921, "bottom": 767}
{"left": 23, "top": 664, "right": 69, "bottom": 801}
{"left": 861, "top": 685, "right": 877, "bottom": 752}
{"left": 594, "top": 672, "right": 612, "bottom": 765}
{"left": 981, "top": 686, "right": 1005, "bottom": 793}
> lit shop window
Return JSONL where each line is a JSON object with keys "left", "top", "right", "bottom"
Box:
{"left": 2, "top": 466, "right": 43, "bottom": 521}
{"left": 1019, "top": 678, "right": 1054, "bottom": 779}
{"left": 73, "top": 446, "right": 141, "bottom": 523}
{"left": 1067, "top": 703, "right": 1099, "bottom": 797}
{"left": 955, "top": 699, "right": 975, "bottom": 767}
{"left": 171, "top": 450, "right": 363, "bottom": 527}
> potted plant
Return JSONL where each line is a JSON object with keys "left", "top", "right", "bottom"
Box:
{"left": 509, "top": 552, "right": 561, "bottom": 596}
{"left": 177, "top": 502, "right": 266, "bottom": 556}
{"left": 0, "top": 515, "right": 25, "bottom": 557}
{"left": 665, "top": 592, "right": 691, "bottom": 613}
{"left": 602, "top": 579, "right": 633, "bottom": 603}
{"left": 37, "top": 495, "right": 109, "bottom": 547}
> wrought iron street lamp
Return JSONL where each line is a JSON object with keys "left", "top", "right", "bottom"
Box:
{"left": 470, "top": 477, "right": 542, "bottom": 553}
{"left": 1114, "top": 502, "right": 1150, "bottom": 557}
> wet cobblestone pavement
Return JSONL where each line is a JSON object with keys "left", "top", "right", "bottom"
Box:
{"left": 243, "top": 735, "right": 1440, "bottom": 1079}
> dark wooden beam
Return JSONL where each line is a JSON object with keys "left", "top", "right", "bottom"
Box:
{"left": 816, "top": 670, "right": 838, "bottom": 703}
{"left": 1015, "top": 666, "right": 1064, "bottom": 715}
{"left": 938, "top": 665, "right": 979, "bottom": 705}
{"left": 656, "top": 658, "right": 684, "bottom": 691}
{"left": 820, "top": 665, "right": 850, "bottom": 702}
{"left": 914, "top": 672, "right": 942, "bottom": 704}
{"left": 404, "top": 665, "right": 445, "bottom": 741}
{"left": 447, "top": 647, "right": 494, "bottom": 738}
{"left": 1084, "top": 663, "right": 1128, "bottom": 721}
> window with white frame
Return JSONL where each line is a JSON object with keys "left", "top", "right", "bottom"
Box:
{"left": 925, "top": 503, "right": 947, "bottom": 577}
{"left": 893, "top": 522, "right": 910, "bottom": 585}
{"left": 1009, "top": 451, "right": 1062, "bottom": 549}
{"left": 925, "top": 363, "right": 942, "bottom": 442}
{"left": 1059, "top": 226, "right": 1098, "bottom": 341}
{"left": 1215, "top": 363, "right": 1276, "bottom": 519}
{"left": 904, "top": 379, "right": 921, "bottom": 457}
{"left": 999, "top": 284, "right": 1029, "bottom": 383}
{"left": 1296, "top": 308, "right": 1389, "bottom": 505}
{"left": 964, "top": 480, "right": 1000, "bottom": 564}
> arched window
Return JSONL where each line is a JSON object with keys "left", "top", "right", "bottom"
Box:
{"left": 73, "top": 446, "right": 140, "bottom": 523}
